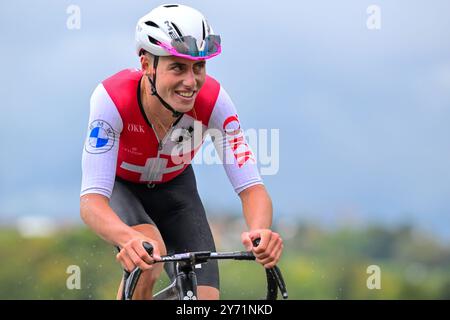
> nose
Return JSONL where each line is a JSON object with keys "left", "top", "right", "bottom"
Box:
{"left": 182, "top": 68, "right": 196, "bottom": 88}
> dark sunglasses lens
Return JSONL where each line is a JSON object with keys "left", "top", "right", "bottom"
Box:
{"left": 171, "top": 35, "right": 221, "bottom": 57}
{"left": 172, "top": 36, "right": 198, "bottom": 56}
{"left": 205, "top": 35, "right": 221, "bottom": 55}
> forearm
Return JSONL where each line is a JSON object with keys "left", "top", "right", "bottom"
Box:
{"left": 80, "top": 194, "right": 138, "bottom": 248}
{"left": 239, "top": 184, "right": 273, "bottom": 230}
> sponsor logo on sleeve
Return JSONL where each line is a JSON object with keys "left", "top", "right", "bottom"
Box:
{"left": 85, "top": 120, "right": 115, "bottom": 154}
{"left": 223, "top": 115, "right": 256, "bottom": 167}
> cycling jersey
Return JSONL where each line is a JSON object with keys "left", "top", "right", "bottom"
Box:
{"left": 81, "top": 68, "right": 263, "bottom": 198}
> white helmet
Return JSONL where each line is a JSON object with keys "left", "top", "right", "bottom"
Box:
{"left": 135, "top": 4, "right": 221, "bottom": 60}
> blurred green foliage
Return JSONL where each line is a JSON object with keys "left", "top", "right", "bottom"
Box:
{"left": 1, "top": 222, "right": 449, "bottom": 299}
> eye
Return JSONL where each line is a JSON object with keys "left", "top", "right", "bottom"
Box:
{"left": 194, "top": 63, "right": 206, "bottom": 72}
{"left": 172, "top": 64, "right": 183, "bottom": 71}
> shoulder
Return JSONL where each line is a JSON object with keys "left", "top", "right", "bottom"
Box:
{"left": 204, "top": 82, "right": 238, "bottom": 128}
{"left": 88, "top": 83, "right": 124, "bottom": 132}
{"left": 100, "top": 68, "right": 143, "bottom": 107}
{"left": 102, "top": 68, "right": 143, "bottom": 87}
{"left": 195, "top": 75, "right": 221, "bottom": 106}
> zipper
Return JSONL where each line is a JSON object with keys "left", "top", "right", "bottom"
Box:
{"left": 153, "top": 125, "right": 175, "bottom": 153}
{"left": 147, "top": 125, "right": 175, "bottom": 182}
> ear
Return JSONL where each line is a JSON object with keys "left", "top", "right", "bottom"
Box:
{"left": 140, "top": 54, "right": 153, "bottom": 75}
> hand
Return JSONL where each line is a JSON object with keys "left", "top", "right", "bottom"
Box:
{"left": 241, "top": 229, "right": 283, "bottom": 269}
{"left": 116, "top": 236, "right": 161, "bottom": 272}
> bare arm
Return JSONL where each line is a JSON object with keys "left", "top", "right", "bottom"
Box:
{"left": 239, "top": 184, "right": 283, "bottom": 268}
{"left": 80, "top": 193, "right": 141, "bottom": 248}
{"left": 206, "top": 85, "right": 282, "bottom": 267}
{"left": 80, "top": 85, "right": 159, "bottom": 272}
{"left": 80, "top": 193, "right": 162, "bottom": 272}
{"left": 239, "top": 184, "right": 273, "bottom": 230}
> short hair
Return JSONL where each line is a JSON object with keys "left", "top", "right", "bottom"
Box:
{"left": 139, "top": 49, "right": 154, "bottom": 59}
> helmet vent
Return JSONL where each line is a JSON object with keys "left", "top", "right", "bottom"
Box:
{"left": 163, "top": 4, "right": 178, "bottom": 8}
{"left": 144, "top": 21, "right": 159, "bottom": 28}
{"left": 147, "top": 35, "right": 160, "bottom": 45}
{"left": 202, "top": 21, "right": 206, "bottom": 40}
{"left": 171, "top": 22, "right": 183, "bottom": 38}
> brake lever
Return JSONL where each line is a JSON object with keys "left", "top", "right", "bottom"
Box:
{"left": 122, "top": 242, "right": 154, "bottom": 300}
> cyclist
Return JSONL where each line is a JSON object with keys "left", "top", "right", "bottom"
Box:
{"left": 80, "top": 4, "right": 283, "bottom": 300}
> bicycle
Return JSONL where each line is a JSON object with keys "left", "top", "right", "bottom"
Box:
{"left": 121, "top": 239, "right": 288, "bottom": 300}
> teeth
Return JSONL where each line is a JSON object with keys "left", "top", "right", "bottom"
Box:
{"left": 176, "top": 91, "right": 194, "bottom": 98}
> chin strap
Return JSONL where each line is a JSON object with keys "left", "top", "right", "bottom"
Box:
{"left": 147, "top": 56, "right": 184, "bottom": 118}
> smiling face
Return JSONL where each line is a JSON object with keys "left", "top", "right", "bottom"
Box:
{"left": 141, "top": 53, "right": 207, "bottom": 114}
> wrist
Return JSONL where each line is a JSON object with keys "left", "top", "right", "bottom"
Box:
{"left": 248, "top": 226, "right": 271, "bottom": 232}
{"left": 116, "top": 227, "right": 141, "bottom": 248}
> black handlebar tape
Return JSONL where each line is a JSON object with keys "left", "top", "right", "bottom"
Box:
{"left": 252, "top": 238, "right": 261, "bottom": 247}
{"left": 142, "top": 242, "right": 154, "bottom": 256}
{"left": 251, "top": 237, "right": 288, "bottom": 299}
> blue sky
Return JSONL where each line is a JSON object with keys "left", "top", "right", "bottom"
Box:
{"left": 1, "top": 1, "right": 449, "bottom": 239}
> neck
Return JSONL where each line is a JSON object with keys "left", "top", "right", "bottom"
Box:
{"left": 140, "top": 76, "right": 175, "bottom": 127}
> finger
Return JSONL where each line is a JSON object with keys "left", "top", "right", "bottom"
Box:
{"left": 264, "top": 241, "right": 283, "bottom": 268}
{"left": 149, "top": 242, "right": 162, "bottom": 260}
{"left": 257, "top": 233, "right": 280, "bottom": 260}
{"left": 257, "top": 237, "right": 282, "bottom": 265}
{"left": 118, "top": 252, "right": 136, "bottom": 272}
{"left": 255, "top": 249, "right": 270, "bottom": 261}
{"left": 241, "top": 232, "right": 252, "bottom": 251}
{"left": 256, "top": 230, "right": 273, "bottom": 251}
{"left": 258, "top": 251, "right": 276, "bottom": 266}
{"left": 134, "top": 241, "right": 155, "bottom": 264}
{"left": 126, "top": 247, "right": 152, "bottom": 271}
{"left": 145, "top": 239, "right": 162, "bottom": 260}
{"left": 251, "top": 230, "right": 271, "bottom": 254}
{"left": 264, "top": 247, "right": 283, "bottom": 269}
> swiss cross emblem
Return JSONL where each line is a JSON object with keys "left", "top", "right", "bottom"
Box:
{"left": 120, "top": 157, "right": 184, "bottom": 182}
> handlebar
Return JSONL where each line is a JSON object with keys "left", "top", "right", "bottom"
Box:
{"left": 121, "top": 242, "right": 154, "bottom": 300}
{"left": 121, "top": 240, "right": 288, "bottom": 300}
{"left": 252, "top": 238, "right": 288, "bottom": 300}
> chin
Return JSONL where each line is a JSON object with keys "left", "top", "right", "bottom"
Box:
{"left": 172, "top": 100, "right": 195, "bottom": 113}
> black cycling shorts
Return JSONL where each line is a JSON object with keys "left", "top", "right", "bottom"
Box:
{"left": 109, "top": 165, "right": 219, "bottom": 290}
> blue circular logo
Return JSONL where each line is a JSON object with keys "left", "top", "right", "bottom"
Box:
{"left": 85, "top": 120, "right": 115, "bottom": 154}
{"left": 89, "top": 126, "right": 109, "bottom": 148}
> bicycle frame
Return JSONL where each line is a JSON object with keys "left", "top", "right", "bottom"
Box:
{"left": 154, "top": 258, "right": 202, "bottom": 300}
